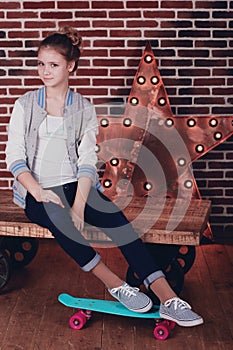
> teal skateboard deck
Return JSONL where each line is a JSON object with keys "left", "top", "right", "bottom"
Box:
{"left": 58, "top": 293, "right": 176, "bottom": 340}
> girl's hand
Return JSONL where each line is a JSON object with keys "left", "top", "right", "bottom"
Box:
{"left": 70, "top": 203, "right": 85, "bottom": 232}
{"left": 34, "top": 188, "right": 64, "bottom": 208}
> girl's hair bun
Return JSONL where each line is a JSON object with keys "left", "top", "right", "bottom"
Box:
{"left": 59, "top": 26, "right": 83, "bottom": 52}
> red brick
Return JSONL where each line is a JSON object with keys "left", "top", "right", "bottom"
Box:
{"left": 93, "top": 78, "right": 125, "bottom": 86}
{"left": 92, "top": 1, "right": 124, "bottom": 9}
{"left": 8, "top": 31, "right": 40, "bottom": 39}
{"left": 177, "top": 106, "right": 210, "bottom": 115}
{"left": 179, "top": 87, "right": 210, "bottom": 95}
{"left": 161, "top": 1, "right": 193, "bottom": 9}
{"left": 0, "top": 107, "right": 7, "bottom": 114}
{"left": 58, "top": 1, "right": 89, "bottom": 9}
{"left": 213, "top": 50, "right": 233, "bottom": 57}
{"left": 162, "top": 39, "right": 193, "bottom": 47}
{"left": 76, "top": 87, "right": 108, "bottom": 96}
{"left": 144, "top": 30, "right": 176, "bottom": 38}
{"left": 0, "top": 117, "right": 10, "bottom": 124}
{"left": 194, "top": 97, "right": 225, "bottom": 104}
{"left": 179, "top": 30, "right": 211, "bottom": 38}
{"left": 82, "top": 49, "right": 108, "bottom": 58}
{"left": 7, "top": 11, "right": 38, "bottom": 19}
{"left": 0, "top": 2, "right": 20, "bottom": 9}
{"left": 163, "top": 78, "right": 192, "bottom": 86}
{"left": 25, "top": 21, "right": 56, "bottom": 29}
{"left": 110, "top": 88, "right": 131, "bottom": 96}
{"left": 77, "top": 68, "right": 108, "bottom": 76}
{"left": 0, "top": 59, "right": 23, "bottom": 66}
{"left": 110, "top": 29, "right": 141, "bottom": 38}
{"left": 9, "top": 88, "right": 33, "bottom": 95}
{"left": 9, "top": 68, "right": 37, "bottom": 76}
{"left": 127, "top": 1, "right": 158, "bottom": 8}
{"left": 214, "top": 107, "right": 233, "bottom": 114}
{"left": 74, "top": 30, "right": 107, "bottom": 37}
{"left": 93, "top": 58, "right": 125, "bottom": 67}
{"left": 0, "top": 180, "right": 9, "bottom": 187}
{"left": 0, "top": 78, "right": 21, "bottom": 86}
{"left": 24, "top": 78, "right": 42, "bottom": 86}
{"left": 195, "top": 1, "right": 227, "bottom": 9}
{"left": 75, "top": 10, "right": 106, "bottom": 18}
{"left": 194, "top": 78, "right": 225, "bottom": 86}
{"left": 0, "top": 135, "right": 7, "bottom": 142}
{"left": 23, "top": 1, "right": 55, "bottom": 9}
{"left": 178, "top": 11, "right": 209, "bottom": 19}
{"left": 161, "top": 20, "right": 192, "bottom": 28}
{"left": 0, "top": 40, "right": 22, "bottom": 48}
{"left": 178, "top": 49, "right": 209, "bottom": 58}
{"left": 179, "top": 68, "right": 211, "bottom": 76}
{"left": 195, "top": 40, "right": 227, "bottom": 48}
{"left": 41, "top": 12, "right": 72, "bottom": 19}
{"left": 213, "top": 87, "right": 233, "bottom": 95}
{"left": 9, "top": 50, "right": 37, "bottom": 58}
{"left": 144, "top": 10, "right": 175, "bottom": 18}
{"left": 0, "top": 21, "right": 21, "bottom": 29}
{"left": 93, "top": 20, "right": 124, "bottom": 28}
{"left": 127, "top": 20, "right": 158, "bottom": 28}
{"left": 94, "top": 39, "right": 125, "bottom": 47}
{"left": 25, "top": 40, "right": 41, "bottom": 48}
{"left": 109, "top": 10, "right": 141, "bottom": 18}
{"left": 110, "top": 49, "right": 142, "bottom": 57}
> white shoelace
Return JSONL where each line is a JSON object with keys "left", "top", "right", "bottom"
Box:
{"left": 164, "top": 297, "right": 191, "bottom": 310}
{"left": 111, "top": 284, "right": 139, "bottom": 298}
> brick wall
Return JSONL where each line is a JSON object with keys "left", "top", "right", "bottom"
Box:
{"left": 0, "top": 0, "right": 232, "bottom": 241}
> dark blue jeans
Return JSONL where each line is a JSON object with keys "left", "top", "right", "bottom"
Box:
{"left": 25, "top": 181, "right": 164, "bottom": 288}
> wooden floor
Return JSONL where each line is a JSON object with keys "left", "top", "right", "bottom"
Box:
{"left": 0, "top": 240, "right": 232, "bottom": 350}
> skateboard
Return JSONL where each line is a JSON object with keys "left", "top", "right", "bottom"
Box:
{"left": 58, "top": 293, "right": 176, "bottom": 340}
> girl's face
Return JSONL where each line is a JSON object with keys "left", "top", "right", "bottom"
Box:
{"left": 37, "top": 47, "right": 74, "bottom": 89}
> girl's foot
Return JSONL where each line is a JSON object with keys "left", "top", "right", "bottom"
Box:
{"left": 109, "top": 282, "right": 153, "bottom": 313}
{"left": 159, "top": 297, "right": 204, "bottom": 327}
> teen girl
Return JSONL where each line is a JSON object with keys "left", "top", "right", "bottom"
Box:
{"left": 6, "top": 27, "right": 203, "bottom": 327}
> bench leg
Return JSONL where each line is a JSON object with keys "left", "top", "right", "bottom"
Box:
{"left": 0, "top": 249, "right": 11, "bottom": 291}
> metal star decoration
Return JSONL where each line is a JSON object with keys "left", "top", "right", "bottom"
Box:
{"left": 95, "top": 42, "right": 233, "bottom": 239}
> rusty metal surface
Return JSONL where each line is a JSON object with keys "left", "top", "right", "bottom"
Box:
{"left": 96, "top": 42, "right": 233, "bottom": 239}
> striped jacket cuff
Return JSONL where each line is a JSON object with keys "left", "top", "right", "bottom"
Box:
{"left": 77, "top": 166, "right": 97, "bottom": 183}
{"left": 9, "top": 160, "right": 30, "bottom": 178}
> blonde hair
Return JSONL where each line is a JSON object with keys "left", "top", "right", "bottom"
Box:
{"left": 38, "top": 26, "right": 83, "bottom": 72}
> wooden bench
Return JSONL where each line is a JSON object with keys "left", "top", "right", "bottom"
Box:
{"left": 0, "top": 190, "right": 211, "bottom": 246}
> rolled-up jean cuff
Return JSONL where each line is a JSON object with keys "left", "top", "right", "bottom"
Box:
{"left": 81, "top": 253, "right": 101, "bottom": 272}
{"left": 143, "top": 270, "right": 165, "bottom": 289}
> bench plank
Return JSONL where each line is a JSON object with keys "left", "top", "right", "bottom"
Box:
{"left": 0, "top": 190, "right": 211, "bottom": 245}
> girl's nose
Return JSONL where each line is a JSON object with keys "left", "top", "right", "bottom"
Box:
{"left": 44, "top": 65, "right": 51, "bottom": 75}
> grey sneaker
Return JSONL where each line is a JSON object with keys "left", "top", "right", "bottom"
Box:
{"left": 108, "top": 282, "right": 153, "bottom": 313}
{"left": 159, "top": 297, "right": 204, "bottom": 327}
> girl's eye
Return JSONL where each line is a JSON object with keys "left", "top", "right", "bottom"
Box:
{"left": 51, "top": 63, "right": 58, "bottom": 68}
{"left": 38, "top": 61, "right": 44, "bottom": 67}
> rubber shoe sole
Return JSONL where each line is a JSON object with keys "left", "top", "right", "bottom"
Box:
{"left": 159, "top": 312, "right": 204, "bottom": 327}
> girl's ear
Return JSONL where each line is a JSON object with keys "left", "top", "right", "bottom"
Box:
{"left": 68, "top": 60, "right": 75, "bottom": 72}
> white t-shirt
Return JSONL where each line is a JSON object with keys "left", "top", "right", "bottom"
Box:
{"left": 31, "top": 115, "right": 77, "bottom": 188}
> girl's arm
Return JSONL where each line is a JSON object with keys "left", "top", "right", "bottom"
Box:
{"left": 18, "top": 171, "right": 64, "bottom": 207}
{"left": 6, "top": 99, "right": 64, "bottom": 207}
{"left": 70, "top": 176, "right": 92, "bottom": 231}
{"left": 70, "top": 107, "right": 99, "bottom": 231}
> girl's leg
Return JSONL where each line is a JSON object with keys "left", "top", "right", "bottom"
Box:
{"left": 25, "top": 189, "right": 101, "bottom": 271}
{"left": 85, "top": 188, "right": 204, "bottom": 326}
{"left": 84, "top": 188, "right": 177, "bottom": 301}
{"left": 24, "top": 185, "right": 128, "bottom": 289}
